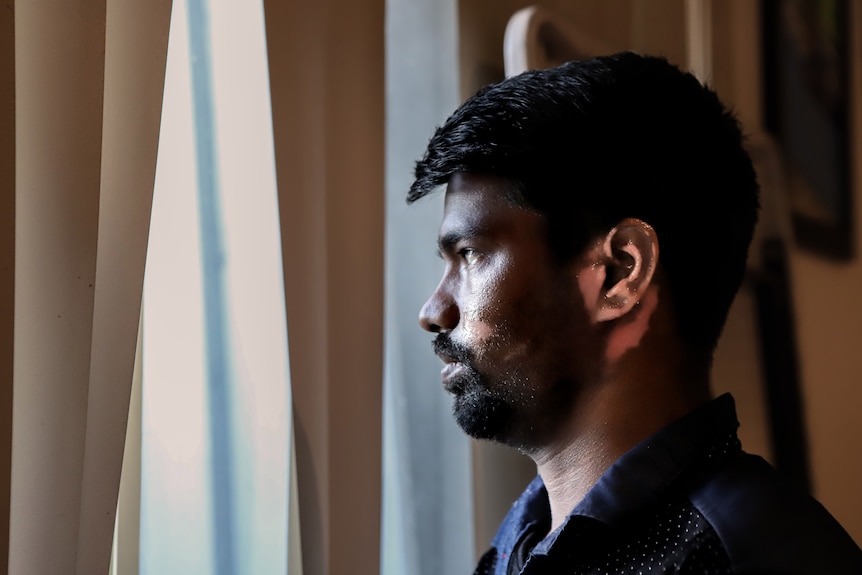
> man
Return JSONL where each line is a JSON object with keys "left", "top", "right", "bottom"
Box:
{"left": 408, "top": 53, "right": 862, "bottom": 574}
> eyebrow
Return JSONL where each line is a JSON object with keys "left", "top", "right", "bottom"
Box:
{"left": 437, "top": 223, "right": 486, "bottom": 255}
{"left": 437, "top": 232, "right": 464, "bottom": 254}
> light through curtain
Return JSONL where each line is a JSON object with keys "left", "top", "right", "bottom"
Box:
{"left": 139, "top": 0, "right": 291, "bottom": 573}
{"left": 382, "top": 0, "right": 476, "bottom": 573}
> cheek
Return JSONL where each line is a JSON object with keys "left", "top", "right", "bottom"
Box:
{"left": 459, "top": 263, "right": 513, "bottom": 346}
{"left": 459, "top": 282, "right": 498, "bottom": 344}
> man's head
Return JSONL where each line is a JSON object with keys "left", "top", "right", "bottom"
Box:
{"left": 410, "top": 52, "right": 759, "bottom": 447}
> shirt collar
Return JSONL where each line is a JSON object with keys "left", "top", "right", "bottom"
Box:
{"left": 495, "top": 393, "right": 740, "bottom": 556}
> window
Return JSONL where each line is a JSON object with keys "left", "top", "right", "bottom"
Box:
{"left": 113, "top": 0, "right": 292, "bottom": 572}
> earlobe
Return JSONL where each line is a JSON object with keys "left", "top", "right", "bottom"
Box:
{"left": 594, "top": 218, "right": 658, "bottom": 323}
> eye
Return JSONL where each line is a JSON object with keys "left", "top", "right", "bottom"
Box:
{"left": 459, "top": 248, "right": 480, "bottom": 266}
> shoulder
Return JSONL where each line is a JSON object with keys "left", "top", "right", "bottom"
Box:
{"left": 689, "top": 453, "right": 862, "bottom": 574}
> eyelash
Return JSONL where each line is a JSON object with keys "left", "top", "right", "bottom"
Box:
{"left": 435, "top": 247, "right": 481, "bottom": 265}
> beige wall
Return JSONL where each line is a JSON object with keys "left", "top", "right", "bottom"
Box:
{"left": 459, "top": 0, "right": 687, "bottom": 98}
{"left": 790, "top": 0, "right": 862, "bottom": 540}
{"left": 459, "top": 0, "right": 862, "bottom": 549}
{"left": 0, "top": 1, "right": 13, "bottom": 571}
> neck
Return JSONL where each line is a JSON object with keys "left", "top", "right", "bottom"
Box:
{"left": 529, "top": 314, "right": 712, "bottom": 533}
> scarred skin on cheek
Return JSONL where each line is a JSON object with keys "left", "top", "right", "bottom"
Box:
{"left": 604, "top": 287, "right": 659, "bottom": 362}
{"left": 460, "top": 272, "right": 496, "bottom": 343}
{"left": 461, "top": 254, "right": 513, "bottom": 357}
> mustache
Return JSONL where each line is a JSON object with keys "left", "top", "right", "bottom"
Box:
{"left": 432, "top": 333, "right": 473, "bottom": 364}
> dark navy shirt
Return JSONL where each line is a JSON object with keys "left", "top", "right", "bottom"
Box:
{"left": 474, "top": 394, "right": 862, "bottom": 575}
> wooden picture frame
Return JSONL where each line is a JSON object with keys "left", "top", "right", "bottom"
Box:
{"left": 762, "top": 0, "right": 854, "bottom": 260}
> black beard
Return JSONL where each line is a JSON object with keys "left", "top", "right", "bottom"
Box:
{"left": 433, "top": 334, "right": 515, "bottom": 442}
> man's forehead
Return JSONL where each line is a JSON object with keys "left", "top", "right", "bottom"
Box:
{"left": 438, "top": 190, "right": 493, "bottom": 243}
{"left": 444, "top": 172, "right": 522, "bottom": 203}
{"left": 443, "top": 172, "right": 530, "bottom": 215}
{"left": 442, "top": 174, "right": 517, "bottom": 227}
{"left": 438, "top": 173, "right": 545, "bottom": 247}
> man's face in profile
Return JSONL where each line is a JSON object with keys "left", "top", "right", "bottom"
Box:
{"left": 419, "top": 172, "right": 599, "bottom": 449}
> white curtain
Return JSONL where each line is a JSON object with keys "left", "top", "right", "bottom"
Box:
{"left": 264, "top": 1, "right": 386, "bottom": 573}
{"left": 7, "top": 1, "right": 171, "bottom": 573}
{"left": 4, "top": 1, "right": 387, "bottom": 573}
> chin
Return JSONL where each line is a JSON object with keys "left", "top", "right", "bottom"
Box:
{"left": 452, "top": 389, "right": 515, "bottom": 442}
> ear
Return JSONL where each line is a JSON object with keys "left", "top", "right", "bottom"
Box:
{"left": 594, "top": 218, "right": 659, "bottom": 323}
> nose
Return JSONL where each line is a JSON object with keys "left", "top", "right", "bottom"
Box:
{"left": 418, "top": 279, "right": 459, "bottom": 333}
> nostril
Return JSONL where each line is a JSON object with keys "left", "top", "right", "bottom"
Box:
{"left": 418, "top": 309, "right": 441, "bottom": 333}
{"left": 419, "top": 302, "right": 452, "bottom": 334}
{"left": 419, "top": 281, "right": 459, "bottom": 333}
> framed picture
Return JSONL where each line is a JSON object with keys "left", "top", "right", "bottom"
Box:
{"left": 762, "top": 0, "right": 854, "bottom": 260}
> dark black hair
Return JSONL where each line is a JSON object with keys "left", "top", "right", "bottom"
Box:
{"left": 409, "top": 52, "right": 759, "bottom": 353}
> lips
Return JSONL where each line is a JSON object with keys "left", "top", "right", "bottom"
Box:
{"left": 441, "top": 361, "right": 461, "bottom": 382}
{"left": 433, "top": 334, "right": 472, "bottom": 393}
